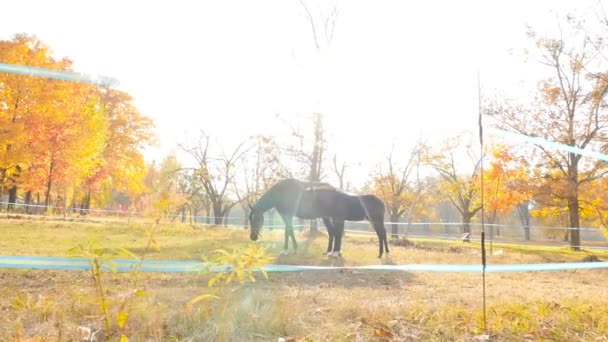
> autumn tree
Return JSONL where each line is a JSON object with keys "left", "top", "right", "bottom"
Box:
{"left": 282, "top": 112, "right": 327, "bottom": 231}
{"left": 0, "top": 34, "right": 154, "bottom": 214}
{"left": 234, "top": 135, "right": 289, "bottom": 227}
{"left": 148, "top": 154, "right": 188, "bottom": 220}
{"left": 35, "top": 80, "right": 108, "bottom": 208}
{"left": 83, "top": 88, "right": 154, "bottom": 211}
{"left": 292, "top": 0, "right": 339, "bottom": 186}
{"left": 0, "top": 49, "right": 108, "bottom": 210}
{"left": 425, "top": 134, "right": 483, "bottom": 242}
{"left": 180, "top": 132, "right": 247, "bottom": 225}
{"left": 483, "top": 145, "right": 533, "bottom": 239}
{"left": 367, "top": 141, "right": 426, "bottom": 237}
{"left": 573, "top": 177, "right": 608, "bottom": 239}
{"left": 0, "top": 34, "right": 54, "bottom": 209}
{"left": 287, "top": 0, "right": 339, "bottom": 231}
{"left": 487, "top": 17, "right": 608, "bottom": 250}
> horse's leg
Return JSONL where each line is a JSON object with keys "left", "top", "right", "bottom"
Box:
{"left": 289, "top": 223, "right": 298, "bottom": 253}
{"left": 332, "top": 220, "right": 345, "bottom": 257}
{"left": 378, "top": 218, "right": 389, "bottom": 257}
{"left": 279, "top": 214, "right": 293, "bottom": 255}
{"left": 322, "top": 217, "right": 334, "bottom": 255}
{"left": 382, "top": 220, "right": 390, "bottom": 255}
{"left": 370, "top": 217, "right": 388, "bottom": 258}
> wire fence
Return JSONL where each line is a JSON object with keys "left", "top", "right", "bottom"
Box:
{"left": 1, "top": 201, "right": 607, "bottom": 250}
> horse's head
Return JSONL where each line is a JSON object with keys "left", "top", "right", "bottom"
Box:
{"left": 249, "top": 204, "right": 264, "bottom": 241}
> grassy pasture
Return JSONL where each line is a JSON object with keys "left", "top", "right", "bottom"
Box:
{"left": 1, "top": 218, "right": 608, "bottom": 341}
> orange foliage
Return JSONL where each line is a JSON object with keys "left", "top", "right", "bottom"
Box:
{"left": 0, "top": 34, "right": 154, "bottom": 210}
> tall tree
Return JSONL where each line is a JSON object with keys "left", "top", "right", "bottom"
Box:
{"left": 27, "top": 69, "right": 107, "bottom": 209}
{"left": 282, "top": 113, "right": 327, "bottom": 231}
{"left": 180, "top": 132, "right": 247, "bottom": 225}
{"left": 367, "top": 141, "right": 426, "bottom": 237}
{"left": 0, "top": 34, "right": 154, "bottom": 214}
{"left": 293, "top": 0, "right": 339, "bottom": 232}
{"left": 0, "top": 34, "right": 54, "bottom": 208}
{"left": 483, "top": 145, "right": 533, "bottom": 238}
{"left": 149, "top": 154, "right": 187, "bottom": 220}
{"left": 487, "top": 18, "right": 608, "bottom": 250}
{"left": 425, "top": 134, "right": 483, "bottom": 242}
{"left": 83, "top": 88, "right": 154, "bottom": 211}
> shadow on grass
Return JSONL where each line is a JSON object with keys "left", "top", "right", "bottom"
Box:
{"left": 258, "top": 268, "right": 415, "bottom": 290}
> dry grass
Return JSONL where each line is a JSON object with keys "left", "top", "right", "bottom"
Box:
{"left": 1, "top": 218, "right": 608, "bottom": 341}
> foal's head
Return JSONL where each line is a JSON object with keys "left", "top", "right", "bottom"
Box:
{"left": 248, "top": 205, "right": 264, "bottom": 241}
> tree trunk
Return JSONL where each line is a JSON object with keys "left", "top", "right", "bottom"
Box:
{"left": 524, "top": 225, "right": 531, "bottom": 241}
{"left": 568, "top": 195, "right": 580, "bottom": 250}
{"left": 390, "top": 215, "right": 399, "bottom": 238}
{"left": 243, "top": 207, "right": 250, "bottom": 228}
{"left": 462, "top": 214, "right": 472, "bottom": 242}
{"left": 223, "top": 207, "right": 231, "bottom": 227}
{"left": 495, "top": 218, "right": 501, "bottom": 237}
{"left": 7, "top": 165, "right": 22, "bottom": 211}
{"left": 36, "top": 192, "right": 40, "bottom": 211}
{"left": 213, "top": 202, "right": 223, "bottom": 225}
{"left": 204, "top": 202, "right": 211, "bottom": 224}
{"left": 308, "top": 113, "right": 324, "bottom": 233}
{"left": 191, "top": 208, "right": 197, "bottom": 226}
{"left": 517, "top": 201, "right": 532, "bottom": 241}
{"left": 0, "top": 169, "right": 5, "bottom": 207}
{"left": 8, "top": 185, "right": 17, "bottom": 212}
{"left": 80, "top": 190, "right": 91, "bottom": 216}
{"left": 24, "top": 191, "right": 32, "bottom": 214}
{"left": 44, "top": 161, "right": 55, "bottom": 210}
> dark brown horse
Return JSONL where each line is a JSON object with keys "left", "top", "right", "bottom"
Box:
{"left": 248, "top": 178, "right": 334, "bottom": 255}
{"left": 249, "top": 178, "right": 389, "bottom": 258}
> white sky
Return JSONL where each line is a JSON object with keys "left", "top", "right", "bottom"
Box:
{"left": 1, "top": 0, "right": 599, "bottom": 186}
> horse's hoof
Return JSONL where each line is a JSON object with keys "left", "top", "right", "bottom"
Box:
{"left": 280, "top": 250, "right": 289, "bottom": 256}
{"left": 330, "top": 251, "right": 342, "bottom": 258}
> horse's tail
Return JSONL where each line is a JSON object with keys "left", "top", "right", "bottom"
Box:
{"left": 361, "top": 194, "right": 389, "bottom": 257}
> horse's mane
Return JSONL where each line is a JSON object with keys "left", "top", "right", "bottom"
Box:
{"left": 302, "top": 181, "right": 335, "bottom": 192}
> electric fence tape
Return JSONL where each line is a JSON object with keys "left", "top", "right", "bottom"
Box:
{"left": 1, "top": 255, "right": 607, "bottom": 273}
{"left": 0, "top": 63, "right": 119, "bottom": 87}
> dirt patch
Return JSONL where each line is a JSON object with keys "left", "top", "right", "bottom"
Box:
{"left": 390, "top": 236, "right": 415, "bottom": 247}
{"left": 447, "top": 246, "right": 464, "bottom": 253}
{"left": 581, "top": 255, "right": 602, "bottom": 262}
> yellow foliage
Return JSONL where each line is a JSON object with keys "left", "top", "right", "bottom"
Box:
{"left": 0, "top": 34, "right": 154, "bottom": 211}
{"left": 203, "top": 243, "right": 273, "bottom": 287}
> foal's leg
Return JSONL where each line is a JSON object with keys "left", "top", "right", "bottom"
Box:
{"left": 331, "top": 220, "right": 345, "bottom": 257}
{"left": 321, "top": 217, "right": 334, "bottom": 255}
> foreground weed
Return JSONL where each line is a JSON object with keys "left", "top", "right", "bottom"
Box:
{"left": 186, "top": 243, "right": 273, "bottom": 312}
{"left": 69, "top": 220, "right": 160, "bottom": 341}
